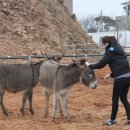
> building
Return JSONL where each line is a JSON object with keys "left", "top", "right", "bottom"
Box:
{"left": 121, "top": 1, "right": 130, "bottom": 30}
{"left": 115, "top": 16, "right": 127, "bottom": 30}
{"left": 64, "top": 0, "right": 73, "bottom": 14}
{"left": 88, "top": 31, "right": 130, "bottom": 51}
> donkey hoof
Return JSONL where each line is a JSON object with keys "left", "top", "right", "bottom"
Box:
{"left": 29, "top": 109, "right": 34, "bottom": 115}
{"left": 3, "top": 111, "right": 8, "bottom": 116}
{"left": 20, "top": 108, "right": 25, "bottom": 115}
{"left": 44, "top": 113, "right": 48, "bottom": 118}
{"left": 31, "top": 111, "right": 34, "bottom": 115}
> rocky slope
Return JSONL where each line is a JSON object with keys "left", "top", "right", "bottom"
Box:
{"left": 0, "top": 0, "right": 98, "bottom": 60}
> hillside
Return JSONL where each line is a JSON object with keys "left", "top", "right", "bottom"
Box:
{"left": 0, "top": 0, "right": 98, "bottom": 58}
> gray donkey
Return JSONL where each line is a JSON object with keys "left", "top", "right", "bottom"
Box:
{"left": 39, "top": 59, "right": 97, "bottom": 121}
{"left": 0, "top": 61, "right": 42, "bottom": 116}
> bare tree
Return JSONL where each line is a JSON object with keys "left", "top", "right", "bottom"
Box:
{"left": 95, "top": 16, "right": 116, "bottom": 32}
{"left": 79, "top": 15, "right": 127, "bottom": 33}
{"left": 79, "top": 15, "right": 97, "bottom": 33}
{"left": 115, "top": 16, "right": 127, "bottom": 30}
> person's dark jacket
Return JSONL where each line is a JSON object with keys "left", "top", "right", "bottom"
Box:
{"left": 89, "top": 43, "right": 130, "bottom": 78}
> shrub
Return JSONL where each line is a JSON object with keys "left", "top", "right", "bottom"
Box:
{"left": 58, "top": 0, "right": 64, "bottom": 5}
{"left": 71, "top": 14, "right": 76, "bottom": 21}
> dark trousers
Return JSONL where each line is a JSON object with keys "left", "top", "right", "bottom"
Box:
{"left": 110, "top": 77, "right": 130, "bottom": 120}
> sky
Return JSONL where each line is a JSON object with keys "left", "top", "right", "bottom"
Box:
{"left": 73, "top": 0, "right": 128, "bottom": 19}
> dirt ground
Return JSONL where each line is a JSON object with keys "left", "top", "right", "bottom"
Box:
{"left": 0, "top": 67, "right": 130, "bottom": 130}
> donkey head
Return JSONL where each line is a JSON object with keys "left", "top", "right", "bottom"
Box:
{"left": 73, "top": 59, "right": 97, "bottom": 89}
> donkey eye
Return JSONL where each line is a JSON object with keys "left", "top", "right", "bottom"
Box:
{"left": 88, "top": 71, "right": 92, "bottom": 75}
{"left": 86, "top": 69, "right": 93, "bottom": 76}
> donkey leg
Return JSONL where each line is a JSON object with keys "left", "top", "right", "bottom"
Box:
{"left": 59, "top": 99, "right": 63, "bottom": 117}
{"left": 60, "top": 94, "right": 69, "bottom": 119}
{"left": 0, "top": 88, "right": 7, "bottom": 116}
{"left": 20, "top": 88, "right": 30, "bottom": 115}
{"left": 28, "top": 89, "right": 34, "bottom": 115}
{"left": 44, "top": 91, "right": 50, "bottom": 117}
{"left": 51, "top": 93, "right": 59, "bottom": 121}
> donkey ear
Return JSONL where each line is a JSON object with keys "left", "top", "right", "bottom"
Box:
{"left": 55, "top": 54, "right": 64, "bottom": 61}
{"left": 72, "top": 60, "right": 84, "bottom": 69}
{"left": 73, "top": 59, "right": 87, "bottom": 66}
{"left": 72, "top": 59, "right": 77, "bottom": 63}
{"left": 44, "top": 53, "right": 49, "bottom": 59}
{"left": 72, "top": 59, "right": 82, "bottom": 65}
{"left": 78, "top": 59, "right": 86, "bottom": 66}
{"left": 44, "top": 53, "right": 57, "bottom": 61}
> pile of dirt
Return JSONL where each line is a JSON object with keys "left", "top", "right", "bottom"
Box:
{"left": 0, "top": 0, "right": 98, "bottom": 61}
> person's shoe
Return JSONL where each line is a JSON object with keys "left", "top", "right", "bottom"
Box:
{"left": 102, "top": 119, "right": 116, "bottom": 126}
{"left": 125, "top": 120, "right": 130, "bottom": 125}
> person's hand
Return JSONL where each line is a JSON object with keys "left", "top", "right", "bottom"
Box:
{"left": 85, "top": 62, "right": 90, "bottom": 66}
{"left": 104, "top": 74, "right": 111, "bottom": 79}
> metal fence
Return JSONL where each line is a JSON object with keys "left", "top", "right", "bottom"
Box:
{"left": 0, "top": 43, "right": 130, "bottom": 60}
{"left": 0, "top": 53, "right": 130, "bottom": 60}
{"left": 61, "top": 44, "right": 130, "bottom": 54}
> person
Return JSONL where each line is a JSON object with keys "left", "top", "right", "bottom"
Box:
{"left": 88, "top": 36, "right": 130, "bottom": 126}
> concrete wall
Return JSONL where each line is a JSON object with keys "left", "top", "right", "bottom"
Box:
{"left": 88, "top": 31, "right": 130, "bottom": 47}
{"left": 121, "top": 1, "right": 130, "bottom": 30}
{"left": 64, "top": 0, "right": 73, "bottom": 14}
